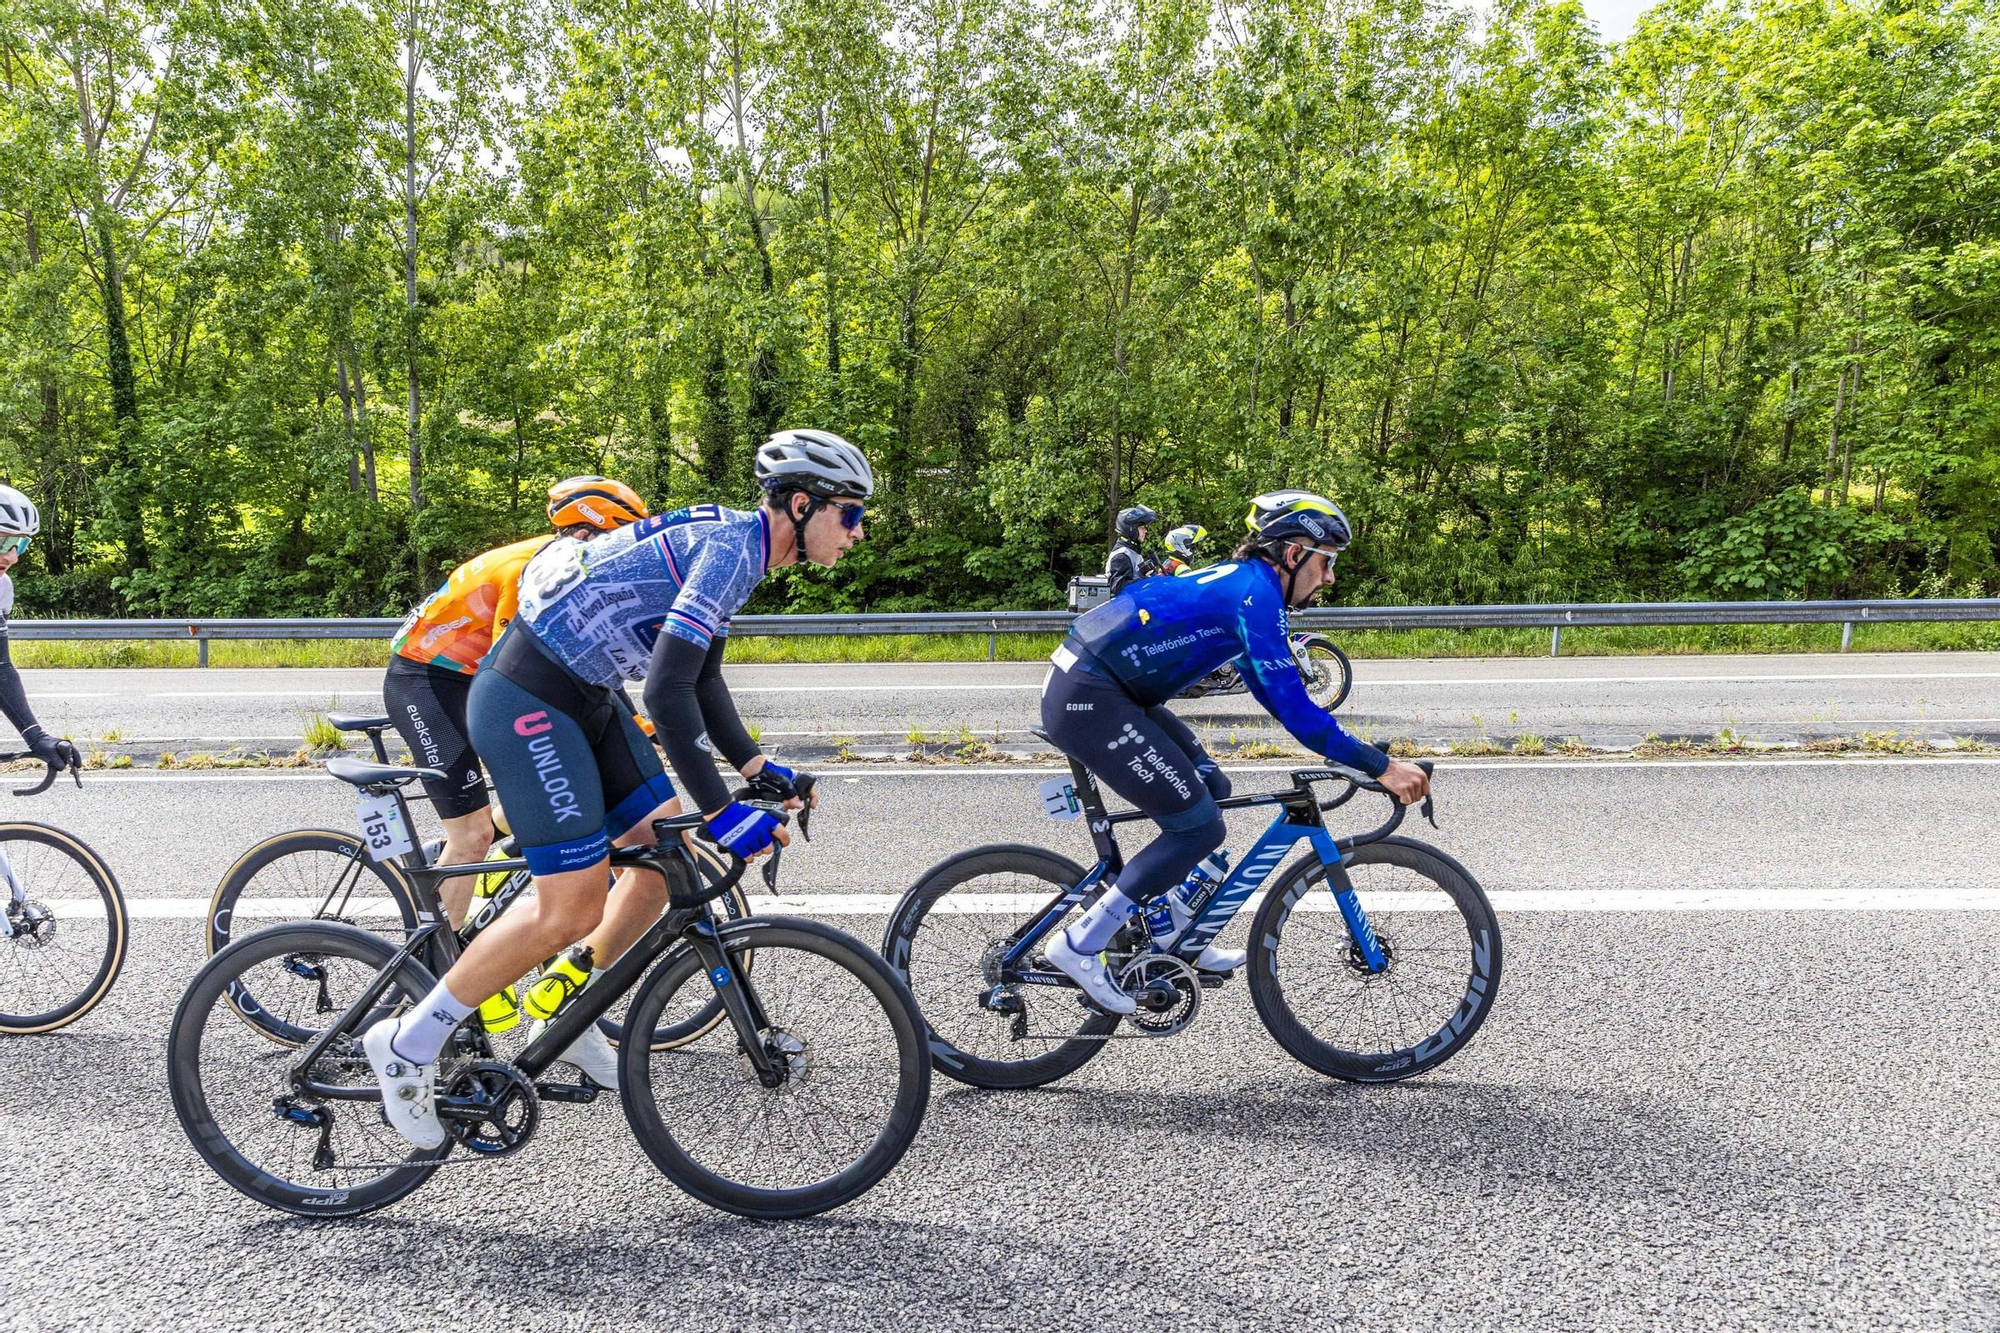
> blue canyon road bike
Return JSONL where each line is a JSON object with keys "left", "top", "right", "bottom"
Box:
{"left": 883, "top": 748, "right": 1500, "bottom": 1089}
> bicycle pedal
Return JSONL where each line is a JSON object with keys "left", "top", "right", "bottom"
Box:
{"left": 534, "top": 1080, "right": 601, "bottom": 1105}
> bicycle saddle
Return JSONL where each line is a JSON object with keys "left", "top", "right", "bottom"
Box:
{"left": 325, "top": 713, "right": 392, "bottom": 732}
{"left": 324, "top": 755, "right": 446, "bottom": 788}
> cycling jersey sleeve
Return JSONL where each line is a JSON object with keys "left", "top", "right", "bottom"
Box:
{"left": 1234, "top": 579, "right": 1388, "bottom": 778}
{"left": 655, "top": 519, "right": 765, "bottom": 651}
{"left": 694, "top": 637, "right": 760, "bottom": 772}
{"left": 643, "top": 632, "right": 734, "bottom": 814}
{"left": 0, "top": 625, "right": 38, "bottom": 737}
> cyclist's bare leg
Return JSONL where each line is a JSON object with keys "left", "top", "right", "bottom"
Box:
{"left": 435, "top": 809, "right": 495, "bottom": 929}
{"left": 569, "top": 797, "right": 681, "bottom": 970}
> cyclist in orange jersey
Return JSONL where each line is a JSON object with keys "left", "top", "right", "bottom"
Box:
{"left": 384, "top": 477, "right": 649, "bottom": 927}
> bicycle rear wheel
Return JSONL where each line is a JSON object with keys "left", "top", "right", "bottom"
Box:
{"left": 0, "top": 823, "right": 127, "bottom": 1035}
{"left": 883, "top": 845, "right": 1117, "bottom": 1089}
{"left": 207, "top": 830, "right": 420, "bottom": 1043}
{"left": 620, "top": 917, "right": 929, "bottom": 1219}
{"left": 1249, "top": 838, "right": 1500, "bottom": 1082}
{"left": 168, "top": 922, "right": 450, "bottom": 1216}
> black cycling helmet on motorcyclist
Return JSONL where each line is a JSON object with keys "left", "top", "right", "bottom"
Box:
{"left": 1114, "top": 505, "right": 1158, "bottom": 542}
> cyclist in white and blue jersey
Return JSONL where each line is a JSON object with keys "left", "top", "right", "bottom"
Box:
{"left": 1039, "top": 490, "right": 1430, "bottom": 1014}
{"left": 364, "top": 430, "right": 872, "bottom": 1148}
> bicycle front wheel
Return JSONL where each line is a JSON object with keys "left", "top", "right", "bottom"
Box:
{"left": 168, "top": 922, "right": 450, "bottom": 1216}
{"left": 620, "top": 917, "right": 929, "bottom": 1220}
{"left": 0, "top": 823, "right": 127, "bottom": 1035}
{"left": 1249, "top": 838, "right": 1500, "bottom": 1082}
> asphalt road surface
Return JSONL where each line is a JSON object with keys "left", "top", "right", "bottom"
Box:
{"left": 21, "top": 651, "right": 2000, "bottom": 760}
{"left": 2, "top": 753, "right": 1996, "bottom": 1330}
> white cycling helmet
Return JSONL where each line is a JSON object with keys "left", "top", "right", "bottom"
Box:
{"left": 754, "top": 429, "right": 874, "bottom": 500}
{"left": 0, "top": 485, "right": 40, "bottom": 537}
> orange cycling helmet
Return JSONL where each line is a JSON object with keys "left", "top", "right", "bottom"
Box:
{"left": 547, "top": 476, "right": 648, "bottom": 532}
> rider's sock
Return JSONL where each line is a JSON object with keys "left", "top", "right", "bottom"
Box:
{"left": 1067, "top": 886, "right": 1140, "bottom": 953}
{"left": 390, "top": 981, "right": 475, "bottom": 1066}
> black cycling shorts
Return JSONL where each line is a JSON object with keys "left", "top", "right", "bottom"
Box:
{"left": 466, "top": 629, "right": 676, "bottom": 875}
{"left": 383, "top": 656, "right": 488, "bottom": 820}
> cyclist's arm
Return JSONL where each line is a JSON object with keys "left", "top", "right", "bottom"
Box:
{"left": 0, "top": 624, "right": 40, "bottom": 738}
{"left": 1234, "top": 581, "right": 1387, "bottom": 778}
{"left": 642, "top": 633, "right": 733, "bottom": 815}
{"left": 692, "top": 636, "right": 760, "bottom": 772}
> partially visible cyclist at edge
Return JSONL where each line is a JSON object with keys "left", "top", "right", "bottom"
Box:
{"left": 1159, "top": 523, "right": 1208, "bottom": 576}
{"left": 365, "top": 430, "right": 871, "bottom": 1148}
{"left": 0, "top": 486, "right": 79, "bottom": 780}
{"left": 1104, "top": 504, "right": 1160, "bottom": 594}
{"left": 1040, "top": 490, "right": 1430, "bottom": 1014}
{"left": 384, "top": 476, "right": 649, "bottom": 930}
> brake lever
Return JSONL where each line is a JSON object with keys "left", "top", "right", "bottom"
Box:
{"left": 793, "top": 772, "right": 816, "bottom": 843}
{"left": 1416, "top": 760, "right": 1436, "bottom": 828}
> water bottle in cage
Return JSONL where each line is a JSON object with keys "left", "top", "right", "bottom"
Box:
{"left": 1143, "top": 851, "right": 1230, "bottom": 949}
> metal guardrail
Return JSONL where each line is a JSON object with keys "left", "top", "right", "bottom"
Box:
{"left": 11, "top": 598, "right": 1998, "bottom": 663}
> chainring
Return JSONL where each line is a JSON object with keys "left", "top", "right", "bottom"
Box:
{"left": 1115, "top": 953, "right": 1201, "bottom": 1035}
{"left": 443, "top": 1060, "right": 540, "bottom": 1157}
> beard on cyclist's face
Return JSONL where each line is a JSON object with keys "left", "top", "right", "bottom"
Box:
{"left": 1283, "top": 545, "right": 1336, "bottom": 606}
{"left": 800, "top": 498, "right": 864, "bottom": 567}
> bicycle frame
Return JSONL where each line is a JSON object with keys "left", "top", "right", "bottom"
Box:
{"left": 286, "top": 830, "right": 785, "bottom": 1100}
{"left": 996, "top": 754, "right": 1394, "bottom": 982}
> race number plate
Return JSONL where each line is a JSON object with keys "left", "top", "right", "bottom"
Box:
{"left": 1038, "top": 776, "right": 1081, "bottom": 822}
{"left": 356, "top": 791, "right": 415, "bottom": 862}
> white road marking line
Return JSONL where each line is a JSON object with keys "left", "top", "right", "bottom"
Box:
{"left": 39, "top": 753, "right": 2000, "bottom": 784}
{"left": 74, "top": 887, "right": 2000, "bottom": 919}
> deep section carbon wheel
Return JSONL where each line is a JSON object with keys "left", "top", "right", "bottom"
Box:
{"left": 1249, "top": 837, "right": 1500, "bottom": 1082}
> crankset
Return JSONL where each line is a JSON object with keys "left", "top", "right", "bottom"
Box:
{"left": 438, "top": 1060, "right": 541, "bottom": 1157}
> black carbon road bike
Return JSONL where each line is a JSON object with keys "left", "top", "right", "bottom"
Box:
{"left": 169, "top": 753, "right": 930, "bottom": 1221}
{"left": 0, "top": 754, "right": 127, "bottom": 1035}
{"left": 206, "top": 712, "right": 753, "bottom": 1052}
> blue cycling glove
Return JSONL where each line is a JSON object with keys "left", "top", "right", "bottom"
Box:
{"left": 706, "top": 801, "right": 781, "bottom": 857}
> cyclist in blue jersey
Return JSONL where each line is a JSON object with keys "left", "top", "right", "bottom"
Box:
{"left": 364, "top": 430, "right": 872, "bottom": 1147}
{"left": 1039, "top": 490, "right": 1429, "bottom": 1014}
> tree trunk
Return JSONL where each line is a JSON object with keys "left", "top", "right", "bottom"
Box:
{"left": 1822, "top": 352, "right": 1852, "bottom": 505}
{"left": 403, "top": 28, "right": 424, "bottom": 517}
{"left": 94, "top": 215, "right": 149, "bottom": 570}
{"left": 818, "top": 104, "right": 841, "bottom": 405}
{"left": 335, "top": 353, "right": 361, "bottom": 493}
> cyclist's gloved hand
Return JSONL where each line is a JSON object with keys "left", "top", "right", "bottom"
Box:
{"left": 1193, "top": 757, "right": 1232, "bottom": 800}
{"left": 705, "top": 801, "right": 783, "bottom": 858}
{"left": 23, "top": 727, "right": 78, "bottom": 772}
{"left": 744, "top": 761, "right": 799, "bottom": 801}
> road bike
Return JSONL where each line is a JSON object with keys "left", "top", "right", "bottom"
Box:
{"left": 207, "top": 712, "right": 752, "bottom": 1051}
{"left": 883, "top": 747, "right": 1499, "bottom": 1089}
{"left": 0, "top": 754, "right": 127, "bottom": 1035}
{"left": 169, "top": 751, "right": 930, "bottom": 1220}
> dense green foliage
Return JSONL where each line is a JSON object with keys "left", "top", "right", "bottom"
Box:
{"left": 2, "top": 0, "right": 1996, "bottom": 618}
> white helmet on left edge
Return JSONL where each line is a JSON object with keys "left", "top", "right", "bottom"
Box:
{"left": 0, "top": 485, "right": 40, "bottom": 537}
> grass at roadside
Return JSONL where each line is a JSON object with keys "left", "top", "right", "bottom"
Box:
{"left": 12, "top": 618, "right": 2000, "bottom": 669}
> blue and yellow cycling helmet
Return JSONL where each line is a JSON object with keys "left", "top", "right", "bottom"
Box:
{"left": 1244, "top": 490, "right": 1352, "bottom": 552}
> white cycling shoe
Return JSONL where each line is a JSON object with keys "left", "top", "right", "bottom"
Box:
{"left": 1044, "top": 930, "right": 1136, "bottom": 1016}
{"left": 363, "top": 1021, "right": 446, "bottom": 1150}
{"left": 1193, "top": 945, "right": 1246, "bottom": 975}
{"left": 531, "top": 1017, "right": 620, "bottom": 1090}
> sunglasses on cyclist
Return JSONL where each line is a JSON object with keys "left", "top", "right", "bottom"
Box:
{"left": 1292, "top": 542, "right": 1340, "bottom": 567}
{"left": 0, "top": 536, "right": 30, "bottom": 557}
{"left": 833, "top": 501, "right": 866, "bottom": 531}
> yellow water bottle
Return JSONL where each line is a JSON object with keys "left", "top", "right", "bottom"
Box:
{"left": 477, "top": 984, "right": 523, "bottom": 1033}
{"left": 473, "top": 844, "right": 512, "bottom": 902}
{"left": 522, "top": 945, "right": 594, "bottom": 1021}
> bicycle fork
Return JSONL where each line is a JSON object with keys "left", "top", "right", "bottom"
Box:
{"left": 1306, "top": 828, "right": 1388, "bottom": 974}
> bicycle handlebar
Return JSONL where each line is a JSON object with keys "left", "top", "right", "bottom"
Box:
{"left": 727, "top": 772, "right": 816, "bottom": 891}
{"left": 0, "top": 751, "right": 82, "bottom": 797}
{"left": 1307, "top": 758, "right": 1437, "bottom": 844}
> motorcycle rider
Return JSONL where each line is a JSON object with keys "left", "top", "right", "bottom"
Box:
{"left": 1160, "top": 524, "right": 1208, "bottom": 576}
{"left": 1105, "top": 505, "right": 1160, "bottom": 594}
